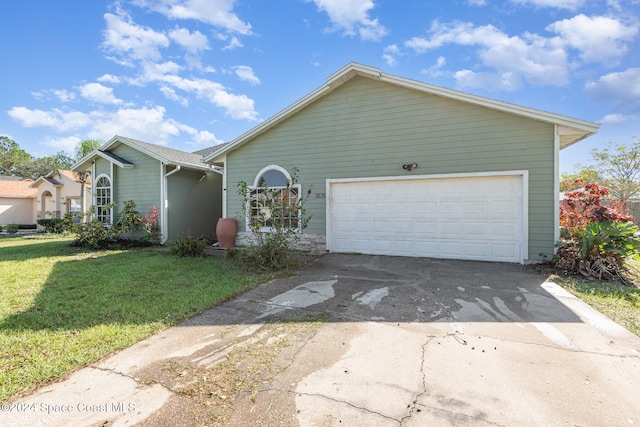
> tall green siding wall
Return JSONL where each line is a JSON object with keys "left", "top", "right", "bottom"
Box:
{"left": 225, "top": 76, "right": 556, "bottom": 260}
{"left": 93, "top": 145, "right": 162, "bottom": 222}
{"left": 110, "top": 145, "right": 162, "bottom": 220}
{"left": 167, "top": 168, "right": 222, "bottom": 241}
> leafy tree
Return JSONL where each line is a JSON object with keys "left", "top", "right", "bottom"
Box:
{"left": 0, "top": 136, "right": 31, "bottom": 176}
{"left": 591, "top": 137, "right": 640, "bottom": 202}
{"left": 560, "top": 166, "right": 602, "bottom": 191}
{"left": 16, "top": 151, "right": 74, "bottom": 179}
{"left": 75, "top": 139, "right": 100, "bottom": 161}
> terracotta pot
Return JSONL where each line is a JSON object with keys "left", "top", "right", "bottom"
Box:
{"left": 216, "top": 218, "right": 237, "bottom": 249}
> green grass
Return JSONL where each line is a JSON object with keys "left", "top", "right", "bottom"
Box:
{"left": 546, "top": 258, "right": 640, "bottom": 337}
{"left": 0, "top": 235, "right": 270, "bottom": 402}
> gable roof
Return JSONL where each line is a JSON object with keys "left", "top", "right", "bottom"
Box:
{"left": 0, "top": 179, "right": 36, "bottom": 198}
{"left": 204, "top": 62, "right": 599, "bottom": 163}
{"left": 72, "top": 135, "right": 213, "bottom": 172}
{"left": 30, "top": 170, "right": 89, "bottom": 188}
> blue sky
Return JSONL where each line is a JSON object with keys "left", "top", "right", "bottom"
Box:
{"left": 1, "top": 0, "right": 638, "bottom": 173}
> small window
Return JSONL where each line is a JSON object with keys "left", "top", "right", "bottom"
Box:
{"left": 249, "top": 166, "right": 301, "bottom": 231}
{"left": 68, "top": 198, "right": 82, "bottom": 224}
{"left": 95, "top": 175, "right": 112, "bottom": 224}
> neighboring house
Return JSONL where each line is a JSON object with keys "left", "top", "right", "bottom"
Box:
{"left": 0, "top": 176, "right": 36, "bottom": 225}
{"left": 30, "top": 170, "right": 92, "bottom": 221}
{"left": 72, "top": 135, "right": 222, "bottom": 243}
{"left": 204, "top": 62, "right": 600, "bottom": 264}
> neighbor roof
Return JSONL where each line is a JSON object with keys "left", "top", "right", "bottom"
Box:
{"left": 204, "top": 62, "right": 599, "bottom": 163}
{"left": 30, "top": 170, "right": 89, "bottom": 188}
{"left": 72, "top": 135, "right": 213, "bottom": 172}
{"left": 0, "top": 179, "right": 36, "bottom": 198}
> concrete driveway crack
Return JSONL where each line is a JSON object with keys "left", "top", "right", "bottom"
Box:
{"left": 291, "top": 390, "right": 402, "bottom": 425}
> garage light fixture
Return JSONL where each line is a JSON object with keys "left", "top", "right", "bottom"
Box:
{"left": 402, "top": 163, "right": 418, "bottom": 171}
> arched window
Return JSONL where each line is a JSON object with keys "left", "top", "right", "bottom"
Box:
{"left": 249, "top": 166, "right": 301, "bottom": 231}
{"left": 95, "top": 175, "right": 112, "bottom": 224}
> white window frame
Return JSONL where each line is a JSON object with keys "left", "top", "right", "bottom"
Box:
{"left": 94, "top": 174, "right": 113, "bottom": 224}
{"left": 247, "top": 165, "right": 302, "bottom": 233}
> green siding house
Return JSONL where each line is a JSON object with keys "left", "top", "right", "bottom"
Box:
{"left": 204, "top": 63, "right": 599, "bottom": 264}
{"left": 73, "top": 136, "right": 222, "bottom": 243}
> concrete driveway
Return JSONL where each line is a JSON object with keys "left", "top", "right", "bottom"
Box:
{"left": 2, "top": 254, "right": 640, "bottom": 426}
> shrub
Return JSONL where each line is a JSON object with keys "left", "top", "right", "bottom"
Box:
{"left": 6, "top": 224, "right": 19, "bottom": 234}
{"left": 556, "top": 180, "right": 640, "bottom": 280}
{"left": 171, "top": 235, "right": 206, "bottom": 257}
{"left": 142, "top": 205, "right": 161, "bottom": 244}
{"left": 37, "top": 218, "right": 67, "bottom": 233}
{"left": 71, "top": 200, "right": 156, "bottom": 249}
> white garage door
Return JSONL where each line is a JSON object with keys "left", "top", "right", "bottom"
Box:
{"left": 328, "top": 174, "right": 524, "bottom": 263}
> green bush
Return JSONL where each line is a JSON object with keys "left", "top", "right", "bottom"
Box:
{"left": 6, "top": 224, "right": 19, "bottom": 234}
{"left": 171, "top": 235, "right": 206, "bottom": 257}
{"left": 72, "top": 200, "right": 145, "bottom": 249}
{"left": 37, "top": 218, "right": 66, "bottom": 233}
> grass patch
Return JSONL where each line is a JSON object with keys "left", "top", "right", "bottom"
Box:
{"left": 0, "top": 235, "right": 271, "bottom": 402}
{"left": 544, "top": 258, "right": 640, "bottom": 337}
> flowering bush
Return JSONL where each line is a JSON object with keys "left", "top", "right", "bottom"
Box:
{"left": 560, "top": 180, "right": 633, "bottom": 233}
{"left": 143, "top": 205, "right": 161, "bottom": 244}
{"left": 556, "top": 180, "right": 639, "bottom": 280}
{"left": 71, "top": 200, "right": 160, "bottom": 249}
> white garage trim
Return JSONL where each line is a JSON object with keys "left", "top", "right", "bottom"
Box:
{"left": 326, "top": 171, "right": 529, "bottom": 263}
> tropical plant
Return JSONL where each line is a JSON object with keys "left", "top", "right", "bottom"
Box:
{"left": 556, "top": 180, "right": 640, "bottom": 281}
{"left": 171, "top": 235, "right": 206, "bottom": 257}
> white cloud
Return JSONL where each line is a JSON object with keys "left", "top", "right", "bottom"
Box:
{"left": 133, "top": 0, "right": 252, "bottom": 35}
{"left": 600, "top": 113, "right": 639, "bottom": 125}
{"left": 468, "top": 0, "right": 487, "bottom": 5}
{"left": 585, "top": 67, "right": 640, "bottom": 101}
{"left": 97, "top": 74, "right": 122, "bottom": 84}
{"left": 159, "top": 86, "right": 189, "bottom": 106}
{"left": 382, "top": 44, "right": 401, "bottom": 66}
{"left": 102, "top": 11, "right": 170, "bottom": 65}
{"left": 78, "top": 83, "right": 123, "bottom": 105}
{"left": 586, "top": 68, "right": 640, "bottom": 122}
{"left": 190, "top": 130, "right": 223, "bottom": 145}
{"left": 8, "top": 107, "right": 92, "bottom": 132}
{"left": 233, "top": 65, "right": 260, "bottom": 85}
{"left": 218, "top": 35, "right": 243, "bottom": 50}
{"left": 510, "top": 0, "right": 585, "bottom": 10}
{"left": 31, "top": 89, "right": 76, "bottom": 102}
{"left": 41, "top": 135, "right": 82, "bottom": 154}
{"left": 168, "top": 27, "right": 210, "bottom": 54}
{"left": 454, "top": 69, "right": 523, "bottom": 91}
{"left": 421, "top": 56, "right": 447, "bottom": 77}
{"left": 309, "top": 0, "right": 388, "bottom": 41}
{"left": 8, "top": 105, "right": 216, "bottom": 146}
{"left": 405, "top": 21, "right": 569, "bottom": 89}
{"left": 158, "top": 75, "right": 258, "bottom": 120}
{"left": 547, "top": 15, "right": 638, "bottom": 63}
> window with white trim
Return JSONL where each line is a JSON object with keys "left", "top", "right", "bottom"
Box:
{"left": 249, "top": 167, "right": 301, "bottom": 231}
{"left": 95, "top": 175, "right": 112, "bottom": 224}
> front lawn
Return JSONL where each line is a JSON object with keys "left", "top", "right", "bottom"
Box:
{"left": 0, "top": 235, "right": 270, "bottom": 402}
{"left": 546, "top": 258, "right": 640, "bottom": 337}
